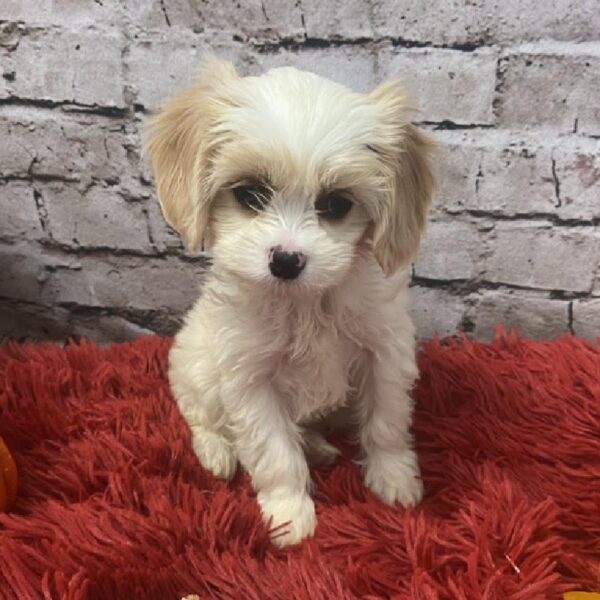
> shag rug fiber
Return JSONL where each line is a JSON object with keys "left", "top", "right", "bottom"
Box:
{"left": 0, "top": 332, "right": 598, "bottom": 599}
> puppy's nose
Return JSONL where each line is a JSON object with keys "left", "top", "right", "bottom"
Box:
{"left": 268, "top": 246, "right": 307, "bottom": 280}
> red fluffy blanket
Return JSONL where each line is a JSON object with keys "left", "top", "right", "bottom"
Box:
{"left": 0, "top": 332, "right": 598, "bottom": 599}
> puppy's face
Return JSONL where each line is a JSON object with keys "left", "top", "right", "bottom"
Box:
{"left": 146, "top": 59, "right": 435, "bottom": 293}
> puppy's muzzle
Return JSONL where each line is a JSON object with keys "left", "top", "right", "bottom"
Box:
{"left": 268, "top": 246, "right": 307, "bottom": 280}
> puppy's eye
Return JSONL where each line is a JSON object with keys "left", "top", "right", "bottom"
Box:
{"left": 315, "top": 192, "right": 353, "bottom": 221}
{"left": 233, "top": 184, "right": 271, "bottom": 211}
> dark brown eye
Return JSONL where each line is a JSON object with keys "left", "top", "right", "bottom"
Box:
{"left": 315, "top": 192, "right": 353, "bottom": 221}
{"left": 233, "top": 183, "right": 271, "bottom": 211}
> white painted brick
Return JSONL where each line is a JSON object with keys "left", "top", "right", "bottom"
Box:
{"left": 496, "top": 52, "right": 600, "bottom": 134}
{"left": 0, "top": 25, "right": 18, "bottom": 99}
{"left": 473, "top": 290, "right": 569, "bottom": 341}
{"left": 41, "top": 255, "right": 209, "bottom": 312}
{"left": 434, "top": 132, "right": 600, "bottom": 222}
{"left": 476, "top": 145, "right": 558, "bottom": 215}
{"left": 432, "top": 135, "right": 481, "bottom": 215}
{"left": 409, "top": 286, "right": 467, "bottom": 339}
{"left": 9, "top": 29, "right": 124, "bottom": 107}
{"left": 377, "top": 47, "right": 497, "bottom": 124}
{"left": 415, "top": 220, "right": 485, "bottom": 281}
{"left": 124, "top": 0, "right": 304, "bottom": 39}
{"left": 41, "top": 183, "right": 153, "bottom": 253}
{"left": 484, "top": 222, "right": 599, "bottom": 292}
{"left": 371, "top": 0, "right": 599, "bottom": 45}
{"left": 1, "top": 1, "right": 600, "bottom": 346}
{"left": 0, "top": 181, "right": 44, "bottom": 241}
{"left": 2, "top": 0, "right": 121, "bottom": 27}
{"left": 0, "top": 119, "right": 38, "bottom": 177}
{"left": 121, "top": 0, "right": 194, "bottom": 31}
{"left": 554, "top": 147, "right": 600, "bottom": 222}
{"left": 248, "top": 46, "right": 378, "bottom": 93}
{"left": 301, "top": 0, "right": 373, "bottom": 39}
{"left": 572, "top": 299, "right": 600, "bottom": 341}
{"left": 126, "top": 34, "right": 245, "bottom": 109}
{"left": 0, "top": 108, "right": 148, "bottom": 196}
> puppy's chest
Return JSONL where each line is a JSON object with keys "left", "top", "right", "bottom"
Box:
{"left": 274, "top": 317, "right": 364, "bottom": 423}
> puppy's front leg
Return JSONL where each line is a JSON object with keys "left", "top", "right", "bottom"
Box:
{"left": 226, "top": 384, "right": 316, "bottom": 547}
{"left": 359, "top": 345, "right": 424, "bottom": 507}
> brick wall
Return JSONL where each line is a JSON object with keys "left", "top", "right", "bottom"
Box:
{"left": 1, "top": 0, "right": 598, "bottom": 343}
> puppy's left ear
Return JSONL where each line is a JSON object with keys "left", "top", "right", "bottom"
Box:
{"left": 144, "top": 57, "right": 238, "bottom": 253}
{"left": 368, "top": 80, "right": 436, "bottom": 275}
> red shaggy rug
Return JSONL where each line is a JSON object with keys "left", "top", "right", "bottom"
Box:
{"left": 0, "top": 332, "right": 599, "bottom": 599}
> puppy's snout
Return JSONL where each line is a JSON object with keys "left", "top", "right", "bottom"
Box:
{"left": 268, "top": 246, "right": 307, "bottom": 280}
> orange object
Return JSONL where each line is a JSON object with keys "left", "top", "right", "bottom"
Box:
{"left": 0, "top": 436, "right": 18, "bottom": 512}
{"left": 564, "top": 593, "right": 600, "bottom": 600}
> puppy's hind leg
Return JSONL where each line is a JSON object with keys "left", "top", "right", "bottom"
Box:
{"left": 301, "top": 428, "right": 341, "bottom": 466}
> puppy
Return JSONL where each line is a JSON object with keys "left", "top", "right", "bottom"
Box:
{"left": 145, "top": 57, "right": 435, "bottom": 547}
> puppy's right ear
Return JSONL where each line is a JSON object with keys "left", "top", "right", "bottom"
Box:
{"left": 144, "top": 58, "right": 238, "bottom": 252}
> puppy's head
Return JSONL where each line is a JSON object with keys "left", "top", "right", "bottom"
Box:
{"left": 145, "top": 57, "right": 435, "bottom": 291}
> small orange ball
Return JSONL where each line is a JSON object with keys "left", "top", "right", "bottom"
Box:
{"left": 0, "top": 436, "right": 18, "bottom": 512}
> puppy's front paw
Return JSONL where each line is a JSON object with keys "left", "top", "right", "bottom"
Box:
{"left": 258, "top": 488, "right": 316, "bottom": 547}
{"left": 364, "top": 449, "right": 424, "bottom": 507}
{"left": 191, "top": 426, "right": 237, "bottom": 480}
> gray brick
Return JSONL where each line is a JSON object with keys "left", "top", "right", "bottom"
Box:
{"left": 123, "top": 0, "right": 304, "bottom": 40}
{"left": 126, "top": 34, "right": 245, "bottom": 109}
{"left": 432, "top": 134, "right": 481, "bottom": 215}
{"left": 484, "top": 222, "right": 599, "bottom": 292}
{"left": 0, "top": 181, "right": 45, "bottom": 242}
{"left": 145, "top": 192, "right": 185, "bottom": 253}
{"left": 371, "top": 0, "right": 599, "bottom": 45}
{"left": 473, "top": 290, "right": 569, "bottom": 341}
{"left": 409, "top": 286, "right": 468, "bottom": 339}
{"left": 0, "top": 298, "right": 156, "bottom": 344}
{"left": 40, "top": 183, "right": 153, "bottom": 252}
{"left": 415, "top": 220, "right": 485, "bottom": 281}
{"left": 554, "top": 147, "right": 600, "bottom": 222}
{"left": 0, "top": 298, "right": 72, "bottom": 341}
{"left": 120, "top": 0, "right": 194, "bottom": 31}
{"left": 67, "top": 314, "right": 156, "bottom": 344}
{"left": 0, "top": 108, "right": 149, "bottom": 196}
{"left": 301, "top": 0, "right": 373, "bottom": 40}
{"left": 2, "top": 0, "right": 121, "bottom": 27}
{"left": 0, "top": 119, "right": 38, "bottom": 177}
{"left": 250, "top": 46, "right": 378, "bottom": 93}
{"left": 9, "top": 28, "right": 124, "bottom": 107}
{"left": 0, "top": 243, "right": 75, "bottom": 303}
{"left": 475, "top": 144, "right": 557, "bottom": 216}
{"left": 496, "top": 50, "right": 600, "bottom": 134}
{"left": 572, "top": 298, "right": 600, "bottom": 340}
{"left": 41, "top": 255, "right": 209, "bottom": 312}
{"left": 378, "top": 47, "right": 497, "bottom": 124}
{"left": 1, "top": 1, "right": 599, "bottom": 346}
{"left": 435, "top": 132, "right": 600, "bottom": 222}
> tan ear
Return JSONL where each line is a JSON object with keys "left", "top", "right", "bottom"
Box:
{"left": 368, "top": 80, "right": 436, "bottom": 275}
{"left": 144, "top": 57, "right": 238, "bottom": 252}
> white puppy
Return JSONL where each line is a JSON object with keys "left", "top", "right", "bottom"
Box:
{"left": 145, "top": 57, "right": 435, "bottom": 547}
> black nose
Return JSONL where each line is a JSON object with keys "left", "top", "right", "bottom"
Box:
{"left": 268, "top": 246, "right": 307, "bottom": 280}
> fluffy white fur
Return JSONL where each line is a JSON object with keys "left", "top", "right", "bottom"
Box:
{"left": 145, "top": 57, "right": 436, "bottom": 547}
